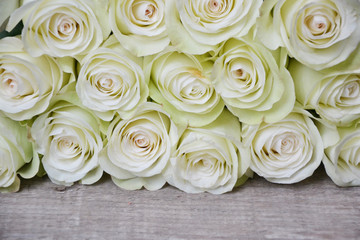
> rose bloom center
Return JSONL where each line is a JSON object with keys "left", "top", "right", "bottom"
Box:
{"left": 57, "top": 17, "right": 77, "bottom": 37}
{"left": 99, "top": 78, "right": 114, "bottom": 89}
{"left": 2, "top": 77, "right": 18, "bottom": 96}
{"left": 58, "top": 137, "right": 80, "bottom": 155}
{"left": 305, "top": 14, "right": 330, "bottom": 35}
{"left": 208, "top": 0, "right": 223, "bottom": 13}
{"left": 132, "top": 2, "right": 157, "bottom": 21}
{"left": 341, "top": 81, "right": 360, "bottom": 99}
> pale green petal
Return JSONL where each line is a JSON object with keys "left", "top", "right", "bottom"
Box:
{"left": 288, "top": 59, "right": 325, "bottom": 107}
{"left": 99, "top": 148, "right": 138, "bottom": 180}
{"left": 323, "top": 125, "right": 360, "bottom": 186}
{"left": 235, "top": 172, "right": 251, "bottom": 187}
{"left": 109, "top": 0, "right": 169, "bottom": 56}
{"left": 190, "top": 108, "right": 241, "bottom": 144}
{"left": 112, "top": 174, "right": 166, "bottom": 191}
{"left": 256, "top": 0, "right": 284, "bottom": 50}
{"left": 315, "top": 119, "right": 340, "bottom": 149}
{"left": 80, "top": 166, "right": 103, "bottom": 185}
{"left": 0, "top": 176, "right": 20, "bottom": 193}
{"left": 322, "top": 155, "right": 351, "bottom": 187}
{"left": 0, "top": 0, "right": 20, "bottom": 28}
{"left": 6, "top": 0, "right": 35, "bottom": 31}
{"left": 18, "top": 143, "right": 40, "bottom": 179}
{"left": 112, "top": 176, "right": 144, "bottom": 190}
{"left": 111, "top": 23, "right": 169, "bottom": 57}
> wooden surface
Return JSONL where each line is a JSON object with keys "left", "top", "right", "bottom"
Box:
{"left": 1, "top": 166, "right": 359, "bottom": 240}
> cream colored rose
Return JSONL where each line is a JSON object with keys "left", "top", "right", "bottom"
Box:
{"left": 290, "top": 59, "right": 360, "bottom": 126}
{"left": 146, "top": 48, "right": 224, "bottom": 127}
{"left": 322, "top": 125, "right": 360, "bottom": 186}
{"left": 76, "top": 36, "right": 148, "bottom": 121}
{"left": 0, "top": 114, "right": 39, "bottom": 193}
{"left": 257, "top": 0, "right": 360, "bottom": 70}
{"left": 0, "top": 0, "right": 20, "bottom": 28}
{"left": 109, "top": 0, "right": 169, "bottom": 56}
{"left": 31, "top": 88, "right": 103, "bottom": 186}
{"left": 7, "top": 0, "right": 111, "bottom": 57}
{"left": 242, "top": 110, "right": 324, "bottom": 184}
{"left": 212, "top": 37, "right": 295, "bottom": 124}
{"left": 165, "top": 109, "right": 251, "bottom": 194}
{"left": 0, "top": 37, "right": 63, "bottom": 121}
{"left": 165, "top": 0, "right": 262, "bottom": 54}
{"left": 99, "top": 102, "right": 179, "bottom": 190}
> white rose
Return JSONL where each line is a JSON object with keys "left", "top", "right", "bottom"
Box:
{"left": 290, "top": 59, "right": 360, "bottom": 126}
{"left": 146, "top": 48, "right": 224, "bottom": 127}
{"left": 31, "top": 86, "right": 103, "bottom": 186}
{"left": 109, "top": 0, "right": 169, "bottom": 56}
{"left": 165, "top": 109, "right": 251, "bottom": 194}
{"left": 257, "top": 0, "right": 360, "bottom": 70}
{"left": 99, "top": 102, "right": 179, "bottom": 190}
{"left": 0, "top": 37, "right": 63, "bottom": 121}
{"left": 0, "top": 0, "right": 20, "bottom": 28}
{"left": 76, "top": 36, "right": 148, "bottom": 121}
{"left": 0, "top": 114, "right": 39, "bottom": 193}
{"left": 212, "top": 37, "right": 295, "bottom": 124}
{"left": 7, "top": 0, "right": 111, "bottom": 57}
{"left": 321, "top": 124, "right": 360, "bottom": 186}
{"left": 165, "top": 0, "right": 262, "bottom": 54}
{"left": 242, "top": 110, "right": 324, "bottom": 184}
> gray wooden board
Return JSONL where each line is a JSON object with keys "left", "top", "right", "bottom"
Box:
{"left": 1, "top": 166, "right": 359, "bottom": 240}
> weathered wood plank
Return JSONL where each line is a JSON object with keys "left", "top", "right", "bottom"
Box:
{"left": 1, "top": 166, "right": 359, "bottom": 240}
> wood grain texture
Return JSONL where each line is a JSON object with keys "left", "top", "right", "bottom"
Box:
{"left": 1, "top": 166, "right": 359, "bottom": 240}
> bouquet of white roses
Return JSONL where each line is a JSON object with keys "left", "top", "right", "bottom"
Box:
{"left": 0, "top": 0, "right": 359, "bottom": 193}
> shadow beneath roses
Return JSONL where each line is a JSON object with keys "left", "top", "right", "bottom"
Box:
{"left": 230, "top": 164, "right": 333, "bottom": 194}
{"left": 18, "top": 172, "right": 113, "bottom": 193}
{"left": 17, "top": 164, "right": 336, "bottom": 195}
